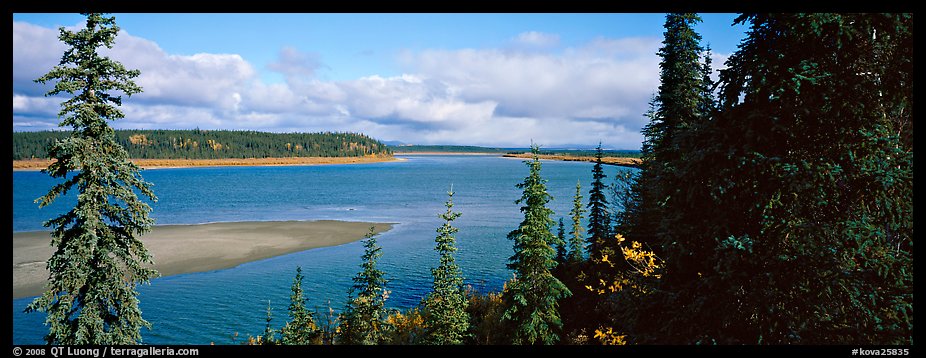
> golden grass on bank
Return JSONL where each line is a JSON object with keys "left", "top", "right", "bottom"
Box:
{"left": 501, "top": 153, "right": 642, "bottom": 167}
{"left": 13, "top": 155, "right": 399, "bottom": 170}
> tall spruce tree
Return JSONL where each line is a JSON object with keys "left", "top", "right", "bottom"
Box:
{"left": 423, "top": 187, "right": 470, "bottom": 345}
{"left": 585, "top": 143, "right": 611, "bottom": 259}
{"left": 640, "top": 13, "right": 913, "bottom": 344}
{"left": 568, "top": 181, "right": 586, "bottom": 263}
{"left": 338, "top": 227, "right": 389, "bottom": 345}
{"left": 632, "top": 13, "right": 710, "bottom": 251}
{"left": 555, "top": 218, "right": 568, "bottom": 265}
{"left": 501, "top": 145, "right": 571, "bottom": 345}
{"left": 24, "top": 13, "right": 158, "bottom": 345}
{"left": 280, "top": 267, "right": 320, "bottom": 345}
{"left": 606, "top": 12, "right": 712, "bottom": 343}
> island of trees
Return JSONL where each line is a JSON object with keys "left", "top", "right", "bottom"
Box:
{"left": 24, "top": 12, "right": 912, "bottom": 347}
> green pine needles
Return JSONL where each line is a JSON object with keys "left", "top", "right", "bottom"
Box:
{"left": 423, "top": 187, "right": 471, "bottom": 344}
{"left": 568, "top": 181, "right": 587, "bottom": 263}
{"left": 502, "top": 145, "right": 572, "bottom": 344}
{"left": 338, "top": 227, "right": 390, "bottom": 345}
{"left": 586, "top": 144, "right": 611, "bottom": 259}
{"left": 25, "top": 13, "right": 158, "bottom": 345}
{"left": 280, "top": 267, "right": 320, "bottom": 345}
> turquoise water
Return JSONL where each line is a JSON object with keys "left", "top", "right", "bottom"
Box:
{"left": 12, "top": 155, "right": 636, "bottom": 344}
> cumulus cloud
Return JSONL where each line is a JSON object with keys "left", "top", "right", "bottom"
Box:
{"left": 13, "top": 20, "right": 665, "bottom": 148}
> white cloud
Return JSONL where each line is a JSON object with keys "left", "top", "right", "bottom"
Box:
{"left": 13, "top": 20, "right": 665, "bottom": 148}
{"left": 513, "top": 31, "right": 560, "bottom": 48}
{"left": 267, "top": 46, "right": 324, "bottom": 78}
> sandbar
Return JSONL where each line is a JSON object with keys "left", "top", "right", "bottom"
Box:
{"left": 12, "top": 220, "right": 392, "bottom": 299}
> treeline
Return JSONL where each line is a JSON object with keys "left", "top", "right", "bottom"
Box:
{"left": 249, "top": 13, "right": 912, "bottom": 345}
{"left": 12, "top": 130, "right": 392, "bottom": 160}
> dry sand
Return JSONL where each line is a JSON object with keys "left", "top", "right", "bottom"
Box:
{"left": 12, "top": 220, "right": 392, "bottom": 299}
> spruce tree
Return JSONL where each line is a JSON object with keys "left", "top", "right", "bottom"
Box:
{"left": 280, "top": 267, "right": 320, "bottom": 345}
{"left": 423, "top": 187, "right": 470, "bottom": 345}
{"left": 568, "top": 181, "right": 586, "bottom": 263}
{"left": 604, "top": 12, "right": 712, "bottom": 344}
{"left": 338, "top": 227, "right": 389, "bottom": 345}
{"left": 24, "top": 13, "right": 158, "bottom": 345}
{"left": 585, "top": 143, "right": 611, "bottom": 259}
{"left": 555, "top": 218, "right": 568, "bottom": 265}
{"left": 501, "top": 145, "right": 571, "bottom": 345}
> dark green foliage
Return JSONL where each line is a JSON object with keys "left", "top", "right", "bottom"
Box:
{"left": 630, "top": 13, "right": 712, "bottom": 251}
{"left": 586, "top": 144, "right": 611, "bottom": 258}
{"left": 23, "top": 13, "right": 158, "bottom": 345}
{"left": 501, "top": 145, "right": 571, "bottom": 345}
{"left": 338, "top": 227, "right": 390, "bottom": 345}
{"left": 280, "top": 267, "right": 320, "bottom": 345}
{"left": 555, "top": 218, "right": 568, "bottom": 265}
{"left": 634, "top": 13, "right": 913, "bottom": 344}
{"left": 423, "top": 188, "right": 470, "bottom": 345}
{"left": 13, "top": 129, "right": 392, "bottom": 160}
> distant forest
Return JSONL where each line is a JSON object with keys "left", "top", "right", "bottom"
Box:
{"left": 12, "top": 130, "right": 393, "bottom": 160}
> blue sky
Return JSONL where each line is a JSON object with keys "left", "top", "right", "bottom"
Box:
{"left": 13, "top": 13, "right": 747, "bottom": 148}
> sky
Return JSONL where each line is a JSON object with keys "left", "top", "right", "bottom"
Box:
{"left": 12, "top": 13, "right": 747, "bottom": 149}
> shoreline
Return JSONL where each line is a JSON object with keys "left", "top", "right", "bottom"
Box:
{"left": 12, "top": 156, "right": 402, "bottom": 171}
{"left": 12, "top": 220, "right": 393, "bottom": 299}
{"left": 502, "top": 153, "right": 642, "bottom": 168}
{"left": 394, "top": 152, "right": 501, "bottom": 155}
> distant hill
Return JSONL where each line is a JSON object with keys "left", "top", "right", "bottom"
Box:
{"left": 12, "top": 130, "right": 392, "bottom": 160}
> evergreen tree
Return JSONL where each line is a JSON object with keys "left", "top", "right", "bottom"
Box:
{"left": 640, "top": 13, "right": 913, "bottom": 344}
{"left": 698, "top": 45, "right": 717, "bottom": 116}
{"left": 423, "top": 187, "right": 470, "bottom": 345}
{"left": 568, "top": 181, "right": 586, "bottom": 263}
{"left": 632, "top": 13, "right": 710, "bottom": 251}
{"left": 280, "top": 267, "right": 320, "bottom": 345}
{"left": 338, "top": 227, "right": 390, "bottom": 345}
{"left": 501, "top": 145, "right": 571, "bottom": 345}
{"left": 24, "top": 13, "right": 158, "bottom": 345}
{"left": 261, "top": 301, "right": 279, "bottom": 345}
{"left": 585, "top": 143, "right": 611, "bottom": 259}
{"left": 555, "top": 218, "right": 568, "bottom": 265}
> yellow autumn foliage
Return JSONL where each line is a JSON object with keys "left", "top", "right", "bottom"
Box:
{"left": 593, "top": 327, "right": 627, "bottom": 345}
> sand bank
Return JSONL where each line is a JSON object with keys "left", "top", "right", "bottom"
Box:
{"left": 12, "top": 220, "right": 392, "bottom": 299}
